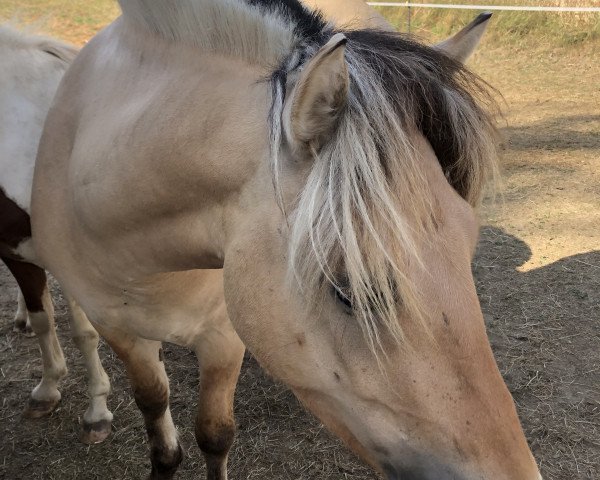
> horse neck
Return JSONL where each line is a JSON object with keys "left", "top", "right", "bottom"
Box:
{"left": 66, "top": 20, "right": 275, "bottom": 275}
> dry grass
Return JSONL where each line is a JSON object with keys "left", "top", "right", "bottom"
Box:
{"left": 0, "top": 0, "right": 118, "bottom": 45}
{"left": 1, "top": 0, "right": 600, "bottom": 48}
{"left": 0, "top": 274, "right": 378, "bottom": 480}
{"left": 474, "top": 229, "right": 600, "bottom": 479}
{"left": 375, "top": 0, "right": 600, "bottom": 47}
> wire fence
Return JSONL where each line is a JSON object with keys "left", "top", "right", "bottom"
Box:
{"left": 367, "top": 2, "right": 600, "bottom": 32}
{"left": 367, "top": 2, "right": 600, "bottom": 12}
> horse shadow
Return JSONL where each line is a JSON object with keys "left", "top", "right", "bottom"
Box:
{"left": 500, "top": 114, "right": 600, "bottom": 151}
{"left": 472, "top": 226, "right": 599, "bottom": 477}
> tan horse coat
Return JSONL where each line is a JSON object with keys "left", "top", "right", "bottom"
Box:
{"left": 32, "top": 1, "right": 540, "bottom": 479}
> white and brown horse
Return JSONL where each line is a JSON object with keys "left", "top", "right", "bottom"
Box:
{"left": 0, "top": 26, "right": 112, "bottom": 443}
{"left": 32, "top": 1, "right": 541, "bottom": 479}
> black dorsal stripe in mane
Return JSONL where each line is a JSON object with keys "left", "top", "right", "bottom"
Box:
{"left": 258, "top": 2, "right": 494, "bottom": 201}
{"left": 344, "top": 29, "right": 463, "bottom": 182}
{"left": 342, "top": 29, "right": 493, "bottom": 199}
{"left": 245, "top": 0, "right": 328, "bottom": 40}
{"left": 263, "top": 3, "right": 496, "bottom": 348}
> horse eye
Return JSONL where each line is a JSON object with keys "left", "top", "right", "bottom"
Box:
{"left": 333, "top": 285, "right": 353, "bottom": 311}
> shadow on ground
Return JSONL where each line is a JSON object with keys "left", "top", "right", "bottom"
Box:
{"left": 474, "top": 226, "right": 600, "bottom": 479}
{"left": 0, "top": 227, "right": 597, "bottom": 479}
{"left": 501, "top": 114, "right": 600, "bottom": 151}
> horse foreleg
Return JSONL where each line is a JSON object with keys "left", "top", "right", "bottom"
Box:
{"left": 2, "top": 257, "right": 67, "bottom": 417}
{"left": 194, "top": 324, "right": 245, "bottom": 480}
{"left": 67, "top": 299, "right": 113, "bottom": 444}
{"left": 97, "top": 327, "right": 182, "bottom": 480}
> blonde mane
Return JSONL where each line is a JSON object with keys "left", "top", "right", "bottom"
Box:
{"left": 118, "top": 0, "right": 303, "bottom": 68}
{"left": 273, "top": 28, "right": 498, "bottom": 354}
{"left": 118, "top": 0, "right": 498, "bottom": 354}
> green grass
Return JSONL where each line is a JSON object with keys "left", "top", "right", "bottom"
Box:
{"left": 375, "top": 0, "right": 600, "bottom": 47}
{"left": 0, "top": 0, "right": 598, "bottom": 48}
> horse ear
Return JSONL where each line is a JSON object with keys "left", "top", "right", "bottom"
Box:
{"left": 286, "top": 33, "right": 349, "bottom": 151}
{"left": 434, "top": 12, "right": 492, "bottom": 63}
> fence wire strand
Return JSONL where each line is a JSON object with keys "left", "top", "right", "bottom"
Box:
{"left": 367, "top": 3, "right": 600, "bottom": 12}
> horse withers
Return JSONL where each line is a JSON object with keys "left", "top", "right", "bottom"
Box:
{"left": 32, "top": 1, "right": 542, "bottom": 479}
{"left": 0, "top": 26, "right": 112, "bottom": 444}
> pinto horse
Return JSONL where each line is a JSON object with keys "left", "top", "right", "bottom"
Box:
{"left": 32, "top": 1, "right": 542, "bottom": 479}
{"left": 0, "top": 26, "right": 112, "bottom": 443}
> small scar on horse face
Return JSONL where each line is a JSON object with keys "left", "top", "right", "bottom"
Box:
{"left": 430, "top": 212, "right": 440, "bottom": 231}
{"left": 158, "top": 348, "right": 164, "bottom": 362}
{"left": 333, "top": 371, "right": 341, "bottom": 382}
{"left": 296, "top": 333, "right": 306, "bottom": 347}
{"left": 442, "top": 312, "right": 450, "bottom": 326}
{"left": 373, "top": 444, "right": 389, "bottom": 456}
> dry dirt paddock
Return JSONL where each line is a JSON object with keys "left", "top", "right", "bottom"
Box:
{"left": 0, "top": 7, "right": 599, "bottom": 480}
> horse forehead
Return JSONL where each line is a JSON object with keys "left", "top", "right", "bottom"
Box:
{"left": 409, "top": 133, "right": 480, "bottom": 259}
{"left": 413, "top": 133, "right": 476, "bottom": 213}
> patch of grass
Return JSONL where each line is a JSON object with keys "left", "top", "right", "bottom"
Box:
{"left": 1, "top": 0, "right": 599, "bottom": 49}
{"left": 375, "top": 0, "right": 600, "bottom": 47}
{"left": 0, "top": 0, "right": 119, "bottom": 45}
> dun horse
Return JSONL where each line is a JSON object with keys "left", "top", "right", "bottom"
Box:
{"left": 0, "top": 26, "right": 112, "bottom": 443}
{"left": 32, "top": 1, "right": 542, "bottom": 479}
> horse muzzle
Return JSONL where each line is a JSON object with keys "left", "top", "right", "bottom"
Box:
{"left": 382, "top": 461, "right": 465, "bottom": 480}
{"left": 382, "top": 461, "right": 544, "bottom": 480}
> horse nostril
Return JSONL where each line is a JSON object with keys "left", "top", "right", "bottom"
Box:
{"left": 382, "top": 462, "right": 400, "bottom": 480}
{"left": 383, "top": 463, "right": 426, "bottom": 480}
{"left": 382, "top": 460, "right": 468, "bottom": 480}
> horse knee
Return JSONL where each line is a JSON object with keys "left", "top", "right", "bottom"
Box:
{"left": 28, "top": 310, "right": 52, "bottom": 335}
{"left": 195, "top": 418, "right": 236, "bottom": 457}
{"left": 72, "top": 329, "right": 99, "bottom": 350}
{"left": 134, "top": 380, "right": 169, "bottom": 422}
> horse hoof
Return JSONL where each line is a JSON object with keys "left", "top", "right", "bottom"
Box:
{"left": 23, "top": 398, "right": 60, "bottom": 418}
{"left": 80, "top": 419, "right": 112, "bottom": 444}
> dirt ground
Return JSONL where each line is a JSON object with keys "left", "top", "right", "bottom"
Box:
{"left": 0, "top": 15, "right": 599, "bottom": 480}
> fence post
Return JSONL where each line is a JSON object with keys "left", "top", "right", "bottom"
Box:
{"left": 407, "top": 0, "right": 412, "bottom": 32}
